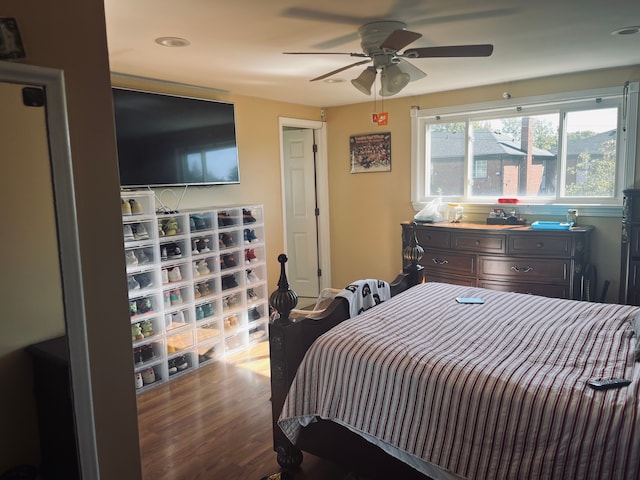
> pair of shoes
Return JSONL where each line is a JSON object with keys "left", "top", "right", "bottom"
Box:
{"left": 220, "top": 232, "right": 235, "bottom": 247}
{"left": 132, "top": 223, "right": 150, "bottom": 240}
{"left": 223, "top": 293, "right": 239, "bottom": 309}
{"left": 198, "top": 346, "right": 215, "bottom": 363}
{"left": 161, "top": 243, "right": 182, "bottom": 260}
{"left": 197, "top": 281, "right": 212, "bottom": 296}
{"left": 222, "top": 274, "right": 238, "bottom": 290}
{"left": 245, "top": 249, "right": 257, "bottom": 264}
{"left": 160, "top": 217, "right": 180, "bottom": 236}
{"left": 248, "top": 307, "right": 261, "bottom": 321}
{"left": 224, "top": 315, "right": 238, "bottom": 330}
{"left": 202, "top": 302, "right": 214, "bottom": 317}
{"left": 217, "top": 211, "right": 234, "bottom": 226}
{"left": 243, "top": 208, "right": 257, "bottom": 223}
{"left": 221, "top": 254, "right": 236, "bottom": 269}
{"left": 190, "top": 214, "right": 209, "bottom": 231}
{"left": 135, "top": 248, "right": 152, "bottom": 264}
{"left": 244, "top": 228, "right": 259, "bottom": 243}
{"left": 136, "top": 272, "right": 154, "bottom": 289}
{"left": 123, "top": 198, "right": 144, "bottom": 215}
{"left": 247, "top": 288, "right": 258, "bottom": 302}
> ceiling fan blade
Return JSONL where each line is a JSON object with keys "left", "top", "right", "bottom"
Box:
{"left": 284, "top": 52, "right": 368, "bottom": 58}
{"left": 396, "top": 58, "right": 427, "bottom": 81}
{"left": 379, "top": 29, "right": 422, "bottom": 52}
{"left": 310, "top": 59, "right": 371, "bottom": 82}
{"left": 404, "top": 44, "right": 494, "bottom": 58}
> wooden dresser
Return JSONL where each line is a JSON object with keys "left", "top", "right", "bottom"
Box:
{"left": 620, "top": 188, "right": 640, "bottom": 305}
{"left": 401, "top": 222, "right": 593, "bottom": 300}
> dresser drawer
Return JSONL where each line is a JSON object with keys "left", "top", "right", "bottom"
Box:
{"left": 422, "top": 250, "right": 475, "bottom": 277}
{"left": 479, "top": 256, "right": 569, "bottom": 283}
{"left": 508, "top": 234, "right": 572, "bottom": 257}
{"left": 452, "top": 232, "right": 506, "bottom": 254}
{"left": 415, "top": 229, "right": 450, "bottom": 249}
{"left": 478, "top": 280, "right": 570, "bottom": 299}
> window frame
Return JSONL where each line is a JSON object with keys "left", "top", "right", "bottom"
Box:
{"left": 411, "top": 83, "right": 639, "bottom": 217}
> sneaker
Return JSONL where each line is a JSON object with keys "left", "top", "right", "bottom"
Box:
{"left": 141, "top": 320, "right": 154, "bottom": 337}
{"left": 202, "top": 303, "right": 214, "bottom": 317}
{"left": 175, "top": 355, "right": 188, "bottom": 371}
{"left": 137, "top": 297, "right": 153, "bottom": 314}
{"left": 128, "top": 276, "right": 140, "bottom": 291}
{"left": 166, "top": 244, "right": 182, "bottom": 258}
{"left": 168, "top": 266, "right": 182, "bottom": 283}
{"left": 167, "top": 359, "right": 178, "bottom": 375}
{"left": 192, "top": 239, "right": 200, "bottom": 254}
{"left": 170, "top": 289, "right": 183, "bottom": 305}
{"left": 199, "top": 282, "right": 212, "bottom": 296}
{"left": 189, "top": 216, "right": 196, "bottom": 232}
{"left": 191, "top": 214, "right": 207, "bottom": 231}
{"left": 194, "top": 284, "right": 202, "bottom": 298}
{"left": 243, "top": 209, "right": 256, "bottom": 223}
{"left": 161, "top": 246, "right": 168, "bottom": 260}
{"left": 129, "top": 199, "right": 144, "bottom": 215}
{"left": 125, "top": 250, "right": 138, "bottom": 266}
{"left": 132, "top": 223, "right": 150, "bottom": 240}
{"left": 200, "top": 238, "right": 211, "bottom": 253}
{"left": 218, "top": 211, "right": 234, "bottom": 226}
{"left": 247, "top": 288, "right": 258, "bottom": 302}
{"left": 197, "top": 260, "right": 210, "bottom": 275}
{"left": 122, "top": 198, "right": 132, "bottom": 216}
{"left": 172, "top": 310, "right": 185, "bottom": 324}
{"left": 161, "top": 217, "right": 179, "bottom": 236}
{"left": 247, "top": 270, "right": 260, "bottom": 283}
{"left": 134, "top": 248, "right": 151, "bottom": 264}
{"left": 247, "top": 249, "right": 258, "bottom": 263}
{"left": 248, "top": 307, "right": 261, "bottom": 321}
{"left": 129, "top": 301, "right": 137, "bottom": 317}
{"left": 247, "top": 229, "right": 259, "bottom": 243}
{"left": 135, "top": 372, "right": 144, "bottom": 388}
{"left": 141, "top": 344, "right": 155, "bottom": 361}
{"left": 142, "top": 367, "right": 156, "bottom": 385}
{"left": 123, "top": 224, "right": 134, "bottom": 241}
{"left": 161, "top": 269, "right": 169, "bottom": 284}
{"left": 223, "top": 254, "right": 236, "bottom": 269}
{"left": 195, "top": 305, "right": 204, "bottom": 320}
{"left": 136, "top": 272, "right": 153, "bottom": 289}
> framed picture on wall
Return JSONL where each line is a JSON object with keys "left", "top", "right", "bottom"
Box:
{"left": 350, "top": 132, "right": 391, "bottom": 174}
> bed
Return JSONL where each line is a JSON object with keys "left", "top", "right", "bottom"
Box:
{"left": 268, "top": 256, "right": 640, "bottom": 479}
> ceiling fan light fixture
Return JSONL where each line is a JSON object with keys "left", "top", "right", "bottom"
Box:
{"left": 380, "top": 64, "right": 410, "bottom": 96}
{"left": 155, "top": 37, "right": 190, "bottom": 47}
{"left": 351, "top": 66, "right": 377, "bottom": 95}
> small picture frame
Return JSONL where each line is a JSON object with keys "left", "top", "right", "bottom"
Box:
{"left": 349, "top": 132, "right": 391, "bottom": 174}
{"left": 0, "top": 17, "right": 26, "bottom": 60}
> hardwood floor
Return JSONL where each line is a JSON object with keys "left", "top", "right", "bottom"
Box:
{"left": 136, "top": 341, "right": 350, "bottom": 479}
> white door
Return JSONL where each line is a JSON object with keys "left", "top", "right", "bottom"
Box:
{"left": 283, "top": 128, "right": 320, "bottom": 298}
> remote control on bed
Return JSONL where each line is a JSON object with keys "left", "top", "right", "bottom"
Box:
{"left": 587, "top": 378, "right": 631, "bottom": 390}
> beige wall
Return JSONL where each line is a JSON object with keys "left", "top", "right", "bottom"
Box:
{"left": 326, "top": 66, "right": 640, "bottom": 301}
{"left": 2, "top": 0, "right": 639, "bottom": 476}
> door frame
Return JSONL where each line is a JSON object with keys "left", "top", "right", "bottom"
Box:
{"left": 0, "top": 62, "right": 99, "bottom": 478}
{"left": 278, "top": 117, "right": 332, "bottom": 292}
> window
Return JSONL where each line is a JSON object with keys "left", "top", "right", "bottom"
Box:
{"left": 411, "top": 84, "right": 638, "bottom": 212}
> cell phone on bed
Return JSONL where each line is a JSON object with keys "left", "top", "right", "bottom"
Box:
{"left": 456, "top": 297, "right": 485, "bottom": 304}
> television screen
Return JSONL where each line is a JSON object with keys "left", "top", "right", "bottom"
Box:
{"left": 113, "top": 88, "right": 240, "bottom": 187}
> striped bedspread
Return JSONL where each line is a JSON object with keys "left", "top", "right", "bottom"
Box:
{"left": 278, "top": 282, "right": 640, "bottom": 480}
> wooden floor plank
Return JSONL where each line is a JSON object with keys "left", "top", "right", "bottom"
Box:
{"left": 136, "top": 341, "right": 350, "bottom": 479}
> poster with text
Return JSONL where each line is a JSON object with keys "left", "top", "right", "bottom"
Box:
{"left": 349, "top": 132, "right": 391, "bottom": 173}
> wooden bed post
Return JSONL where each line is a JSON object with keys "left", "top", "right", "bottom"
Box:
{"left": 268, "top": 254, "right": 304, "bottom": 469}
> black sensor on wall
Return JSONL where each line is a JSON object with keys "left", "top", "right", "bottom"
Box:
{"left": 113, "top": 87, "right": 240, "bottom": 187}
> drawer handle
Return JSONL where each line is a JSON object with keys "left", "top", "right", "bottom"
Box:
{"left": 474, "top": 240, "right": 481, "bottom": 246}
{"left": 511, "top": 265, "right": 534, "bottom": 273}
{"left": 432, "top": 258, "right": 449, "bottom": 265}
{"left": 536, "top": 242, "right": 544, "bottom": 248}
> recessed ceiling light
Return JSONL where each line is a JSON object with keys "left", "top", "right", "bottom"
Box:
{"left": 155, "top": 37, "right": 190, "bottom": 47}
{"left": 324, "top": 78, "right": 345, "bottom": 84}
{"left": 611, "top": 26, "right": 640, "bottom": 36}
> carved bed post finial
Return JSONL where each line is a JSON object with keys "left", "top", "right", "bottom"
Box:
{"left": 403, "top": 222, "right": 425, "bottom": 284}
{"left": 269, "top": 254, "right": 299, "bottom": 325}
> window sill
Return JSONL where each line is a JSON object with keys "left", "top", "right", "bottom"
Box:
{"left": 412, "top": 202, "right": 622, "bottom": 218}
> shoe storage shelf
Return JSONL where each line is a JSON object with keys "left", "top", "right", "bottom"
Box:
{"left": 122, "top": 190, "right": 268, "bottom": 393}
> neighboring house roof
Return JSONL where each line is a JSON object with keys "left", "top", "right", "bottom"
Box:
{"left": 432, "top": 130, "right": 555, "bottom": 159}
{"left": 556, "top": 129, "right": 616, "bottom": 156}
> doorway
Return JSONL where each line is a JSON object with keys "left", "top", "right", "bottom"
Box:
{"left": 279, "top": 117, "right": 331, "bottom": 303}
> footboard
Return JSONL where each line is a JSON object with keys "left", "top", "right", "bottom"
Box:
{"left": 268, "top": 224, "right": 424, "bottom": 470}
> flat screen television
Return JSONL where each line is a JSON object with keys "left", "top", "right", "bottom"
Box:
{"left": 113, "top": 87, "right": 240, "bottom": 187}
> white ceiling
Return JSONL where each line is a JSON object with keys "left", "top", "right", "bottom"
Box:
{"left": 104, "top": 0, "right": 640, "bottom": 107}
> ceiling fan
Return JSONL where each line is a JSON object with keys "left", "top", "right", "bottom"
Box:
{"left": 284, "top": 21, "right": 493, "bottom": 97}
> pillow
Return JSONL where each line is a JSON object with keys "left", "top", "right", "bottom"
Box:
{"left": 632, "top": 312, "right": 640, "bottom": 361}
